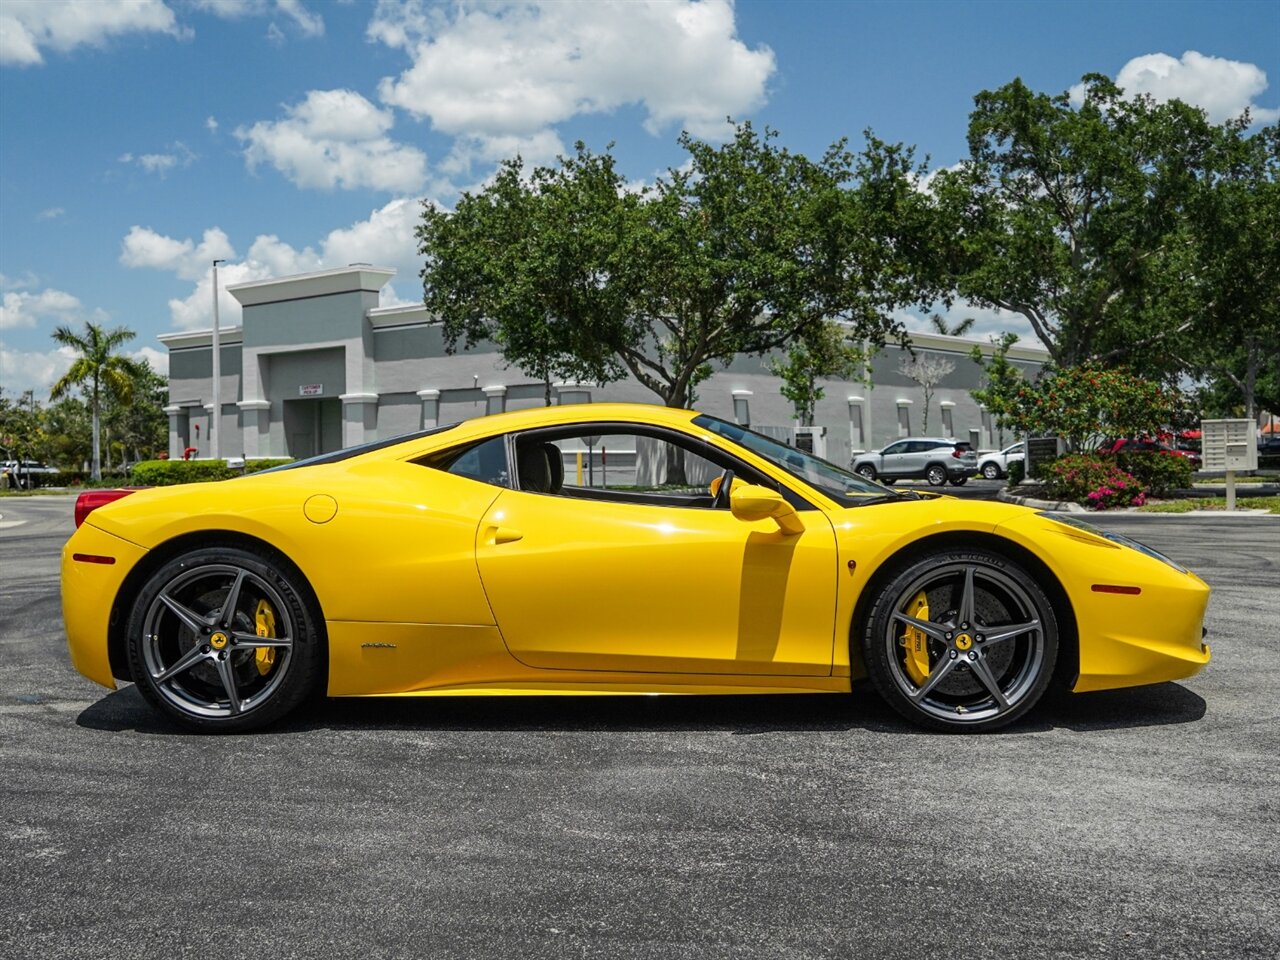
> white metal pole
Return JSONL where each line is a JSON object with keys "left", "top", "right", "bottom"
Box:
{"left": 211, "top": 259, "right": 225, "bottom": 461}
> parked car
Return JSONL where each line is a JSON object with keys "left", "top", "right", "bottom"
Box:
{"left": 976, "top": 441, "right": 1025, "bottom": 480}
{"left": 62, "top": 403, "right": 1211, "bottom": 734}
{"left": 852, "top": 438, "right": 977, "bottom": 487}
{"left": 1100, "top": 438, "right": 1202, "bottom": 470}
{"left": 1, "top": 460, "right": 60, "bottom": 489}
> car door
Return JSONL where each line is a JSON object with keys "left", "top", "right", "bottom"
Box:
{"left": 473, "top": 425, "right": 839, "bottom": 676}
{"left": 880, "top": 440, "right": 912, "bottom": 477}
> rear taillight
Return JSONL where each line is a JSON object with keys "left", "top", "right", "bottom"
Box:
{"left": 952, "top": 449, "right": 963, "bottom": 459}
{"left": 74, "top": 489, "right": 138, "bottom": 528}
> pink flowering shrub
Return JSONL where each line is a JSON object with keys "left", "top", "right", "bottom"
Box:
{"left": 1043, "top": 454, "right": 1145, "bottom": 510}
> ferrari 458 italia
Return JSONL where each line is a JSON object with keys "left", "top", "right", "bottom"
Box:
{"left": 62, "top": 404, "right": 1211, "bottom": 733}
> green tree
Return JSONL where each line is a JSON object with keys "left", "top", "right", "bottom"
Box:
{"left": 930, "top": 75, "right": 1219, "bottom": 375}
{"left": 49, "top": 321, "right": 142, "bottom": 481}
{"left": 422, "top": 123, "right": 936, "bottom": 480}
{"left": 1175, "top": 123, "right": 1280, "bottom": 419}
{"left": 419, "top": 145, "right": 632, "bottom": 404}
{"left": 0, "top": 388, "right": 46, "bottom": 468}
{"left": 1002, "top": 363, "right": 1179, "bottom": 452}
{"left": 927, "top": 313, "right": 976, "bottom": 337}
{"left": 970, "top": 331, "right": 1025, "bottom": 447}
{"left": 101, "top": 361, "right": 169, "bottom": 468}
{"left": 769, "top": 320, "right": 865, "bottom": 424}
{"left": 41, "top": 397, "right": 92, "bottom": 470}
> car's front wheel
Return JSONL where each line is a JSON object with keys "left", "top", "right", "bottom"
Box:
{"left": 860, "top": 547, "right": 1058, "bottom": 732}
{"left": 855, "top": 464, "right": 877, "bottom": 482}
{"left": 981, "top": 462, "right": 1001, "bottom": 480}
{"left": 126, "top": 546, "right": 323, "bottom": 732}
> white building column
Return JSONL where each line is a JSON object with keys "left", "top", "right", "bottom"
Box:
{"left": 847, "top": 396, "right": 866, "bottom": 454}
{"left": 416, "top": 389, "right": 440, "bottom": 429}
{"left": 164, "top": 405, "right": 187, "bottom": 460}
{"left": 731, "top": 389, "right": 752, "bottom": 426}
{"left": 340, "top": 393, "right": 379, "bottom": 446}
{"left": 482, "top": 385, "right": 507, "bottom": 416}
{"left": 940, "top": 400, "right": 956, "bottom": 438}
{"left": 237, "top": 400, "right": 271, "bottom": 458}
{"left": 895, "top": 399, "right": 913, "bottom": 438}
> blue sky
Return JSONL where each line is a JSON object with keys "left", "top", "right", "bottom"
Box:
{"left": 2, "top": 0, "right": 1277, "bottom": 398}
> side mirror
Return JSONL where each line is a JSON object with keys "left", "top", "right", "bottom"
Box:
{"left": 729, "top": 484, "right": 804, "bottom": 536}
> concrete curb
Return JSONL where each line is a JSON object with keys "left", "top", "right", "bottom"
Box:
{"left": 995, "top": 486, "right": 1276, "bottom": 517}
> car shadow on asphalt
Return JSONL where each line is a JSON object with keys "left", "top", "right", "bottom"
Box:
{"left": 76, "top": 680, "right": 1206, "bottom": 737}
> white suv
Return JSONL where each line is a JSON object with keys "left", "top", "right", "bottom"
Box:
{"left": 852, "top": 439, "right": 977, "bottom": 487}
{"left": 976, "top": 441, "right": 1025, "bottom": 480}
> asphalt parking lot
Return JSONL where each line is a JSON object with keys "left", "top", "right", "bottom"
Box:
{"left": 1, "top": 494, "right": 1277, "bottom": 960}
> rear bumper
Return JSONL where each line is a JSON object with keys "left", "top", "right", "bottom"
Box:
{"left": 61, "top": 523, "right": 148, "bottom": 689}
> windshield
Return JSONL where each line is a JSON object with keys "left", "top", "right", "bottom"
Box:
{"left": 692, "top": 415, "right": 902, "bottom": 507}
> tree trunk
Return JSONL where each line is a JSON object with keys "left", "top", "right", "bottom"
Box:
{"left": 91, "top": 375, "right": 101, "bottom": 482}
{"left": 663, "top": 392, "right": 689, "bottom": 485}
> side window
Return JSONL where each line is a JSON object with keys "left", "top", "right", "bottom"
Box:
{"left": 883, "top": 441, "right": 906, "bottom": 456}
{"left": 420, "top": 435, "right": 510, "bottom": 488}
{"left": 513, "top": 428, "right": 740, "bottom": 508}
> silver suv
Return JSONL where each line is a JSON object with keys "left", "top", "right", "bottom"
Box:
{"left": 852, "top": 439, "right": 977, "bottom": 487}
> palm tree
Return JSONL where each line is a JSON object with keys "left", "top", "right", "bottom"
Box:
{"left": 928, "top": 313, "right": 977, "bottom": 337}
{"left": 49, "top": 322, "right": 141, "bottom": 481}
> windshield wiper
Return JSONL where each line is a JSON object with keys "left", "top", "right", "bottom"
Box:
{"left": 849, "top": 492, "right": 917, "bottom": 506}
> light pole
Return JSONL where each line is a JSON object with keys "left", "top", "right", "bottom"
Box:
{"left": 211, "top": 258, "right": 226, "bottom": 460}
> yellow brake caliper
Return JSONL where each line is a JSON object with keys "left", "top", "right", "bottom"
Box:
{"left": 254, "top": 599, "right": 277, "bottom": 676}
{"left": 900, "top": 591, "right": 932, "bottom": 685}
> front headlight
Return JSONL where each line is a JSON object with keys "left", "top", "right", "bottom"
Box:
{"left": 1035, "top": 512, "right": 1188, "bottom": 573}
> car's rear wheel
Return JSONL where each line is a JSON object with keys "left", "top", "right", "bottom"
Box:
{"left": 926, "top": 464, "right": 948, "bottom": 486}
{"left": 981, "top": 462, "right": 1001, "bottom": 480}
{"left": 861, "top": 548, "right": 1058, "bottom": 732}
{"left": 126, "top": 546, "right": 322, "bottom": 732}
{"left": 949, "top": 476, "right": 968, "bottom": 487}
{"left": 855, "top": 464, "right": 877, "bottom": 482}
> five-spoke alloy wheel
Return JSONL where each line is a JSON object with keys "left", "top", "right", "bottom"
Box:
{"left": 126, "top": 547, "right": 322, "bottom": 732}
{"left": 861, "top": 548, "right": 1058, "bottom": 732}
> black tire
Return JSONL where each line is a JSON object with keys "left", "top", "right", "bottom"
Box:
{"left": 125, "top": 546, "right": 323, "bottom": 733}
{"left": 860, "top": 547, "right": 1058, "bottom": 732}
{"left": 925, "top": 464, "right": 948, "bottom": 486}
{"left": 981, "top": 462, "right": 1001, "bottom": 480}
{"left": 855, "top": 464, "right": 877, "bottom": 482}
{"left": 949, "top": 476, "right": 968, "bottom": 487}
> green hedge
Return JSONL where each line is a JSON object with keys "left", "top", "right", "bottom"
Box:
{"left": 128, "top": 458, "right": 293, "bottom": 486}
{"left": 1113, "top": 450, "right": 1194, "bottom": 496}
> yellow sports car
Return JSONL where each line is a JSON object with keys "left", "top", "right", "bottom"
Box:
{"left": 62, "top": 404, "right": 1210, "bottom": 733}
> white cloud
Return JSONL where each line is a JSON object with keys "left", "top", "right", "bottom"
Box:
{"left": 0, "top": 288, "right": 83, "bottom": 331}
{"left": 1072, "top": 51, "right": 1280, "bottom": 125}
{"left": 119, "top": 141, "right": 197, "bottom": 176}
{"left": 0, "top": 0, "right": 186, "bottom": 67}
{"left": 119, "top": 226, "right": 236, "bottom": 281}
{"left": 370, "top": 0, "right": 775, "bottom": 141}
{"left": 0, "top": 341, "right": 79, "bottom": 397}
{"left": 439, "top": 130, "right": 566, "bottom": 179}
{"left": 0, "top": 271, "right": 39, "bottom": 291}
{"left": 124, "top": 198, "right": 425, "bottom": 329}
{"left": 36, "top": 207, "right": 65, "bottom": 220}
{"left": 236, "top": 88, "right": 427, "bottom": 192}
{"left": 131, "top": 345, "right": 169, "bottom": 377}
{"left": 189, "top": 0, "right": 323, "bottom": 38}
{"left": 205, "top": 115, "right": 219, "bottom": 133}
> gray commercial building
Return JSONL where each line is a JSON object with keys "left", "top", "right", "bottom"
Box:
{"left": 160, "top": 264, "right": 1048, "bottom": 464}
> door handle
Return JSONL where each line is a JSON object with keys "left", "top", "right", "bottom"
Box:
{"left": 485, "top": 525, "right": 524, "bottom": 545}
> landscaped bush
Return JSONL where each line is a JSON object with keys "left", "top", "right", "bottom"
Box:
{"left": 125, "top": 457, "right": 295, "bottom": 486}
{"left": 1042, "top": 454, "right": 1146, "bottom": 509}
{"left": 1006, "top": 459, "right": 1025, "bottom": 487}
{"left": 129, "top": 460, "right": 238, "bottom": 485}
{"left": 1114, "top": 450, "right": 1193, "bottom": 496}
{"left": 245, "top": 458, "right": 293, "bottom": 473}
